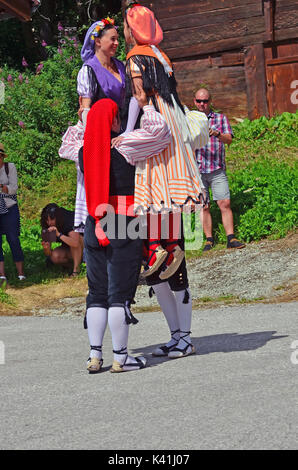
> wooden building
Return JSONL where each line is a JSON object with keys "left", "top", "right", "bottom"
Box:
{"left": 0, "top": 0, "right": 32, "bottom": 21}
{"left": 123, "top": 0, "right": 298, "bottom": 120}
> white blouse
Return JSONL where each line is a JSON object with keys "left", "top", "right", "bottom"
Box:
{"left": 0, "top": 162, "right": 18, "bottom": 208}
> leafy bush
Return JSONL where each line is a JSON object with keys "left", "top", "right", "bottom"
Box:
{"left": 0, "top": 26, "right": 297, "bottom": 286}
{"left": 230, "top": 111, "right": 298, "bottom": 153}
{"left": 229, "top": 159, "right": 297, "bottom": 241}
{"left": 209, "top": 111, "right": 298, "bottom": 243}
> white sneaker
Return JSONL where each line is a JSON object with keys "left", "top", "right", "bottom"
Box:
{"left": 110, "top": 355, "right": 147, "bottom": 373}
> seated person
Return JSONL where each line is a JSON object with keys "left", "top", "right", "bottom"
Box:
{"left": 40, "top": 203, "right": 83, "bottom": 276}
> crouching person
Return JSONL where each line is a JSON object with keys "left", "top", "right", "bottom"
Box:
{"left": 41, "top": 203, "right": 83, "bottom": 276}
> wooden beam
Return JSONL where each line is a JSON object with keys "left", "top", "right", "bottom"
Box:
{"left": 266, "top": 55, "right": 298, "bottom": 66}
{"left": 263, "top": 0, "right": 275, "bottom": 42}
{"left": 244, "top": 44, "right": 269, "bottom": 119}
{"left": 0, "top": 0, "right": 31, "bottom": 21}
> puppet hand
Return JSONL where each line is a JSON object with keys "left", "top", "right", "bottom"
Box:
{"left": 111, "top": 135, "right": 125, "bottom": 148}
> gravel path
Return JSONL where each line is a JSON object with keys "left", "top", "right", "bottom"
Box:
{"left": 31, "top": 234, "right": 298, "bottom": 318}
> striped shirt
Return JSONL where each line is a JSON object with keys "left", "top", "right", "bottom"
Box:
{"left": 116, "top": 105, "right": 172, "bottom": 165}
{"left": 196, "top": 112, "right": 233, "bottom": 173}
{"left": 59, "top": 121, "right": 88, "bottom": 232}
{"left": 117, "top": 95, "right": 204, "bottom": 212}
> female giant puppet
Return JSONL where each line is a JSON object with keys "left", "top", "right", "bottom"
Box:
{"left": 117, "top": 2, "right": 206, "bottom": 359}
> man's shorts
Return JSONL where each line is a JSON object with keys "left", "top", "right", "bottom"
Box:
{"left": 200, "top": 169, "right": 230, "bottom": 202}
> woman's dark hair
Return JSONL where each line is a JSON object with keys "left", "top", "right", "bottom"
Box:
{"left": 40, "top": 203, "right": 64, "bottom": 231}
{"left": 97, "top": 24, "right": 117, "bottom": 39}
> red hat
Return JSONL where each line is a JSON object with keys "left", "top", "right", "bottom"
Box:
{"left": 126, "top": 5, "right": 163, "bottom": 45}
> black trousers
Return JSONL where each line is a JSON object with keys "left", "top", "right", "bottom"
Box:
{"left": 84, "top": 214, "right": 143, "bottom": 310}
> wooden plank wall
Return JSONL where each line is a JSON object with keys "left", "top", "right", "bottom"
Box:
{"left": 274, "top": 0, "right": 298, "bottom": 42}
{"left": 173, "top": 52, "right": 247, "bottom": 119}
{"left": 126, "top": 1, "right": 298, "bottom": 118}
{"left": 142, "top": 0, "right": 266, "bottom": 59}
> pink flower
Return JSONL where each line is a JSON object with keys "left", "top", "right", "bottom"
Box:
{"left": 18, "top": 74, "right": 24, "bottom": 83}
{"left": 58, "top": 22, "right": 64, "bottom": 32}
{"left": 57, "top": 47, "right": 62, "bottom": 55}
{"left": 7, "top": 75, "right": 13, "bottom": 82}
{"left": 25, "top": 78, "right": 29, "bottom": 84}
{"left": 18, "top": 121, "right": 25, "bottom": 129}
{"left": 36, "top": 63, "right": 43, "bottom": 74}
{"left": 22, "top": 57, "right": 28, "bottom": 67}
{"left": 41, "top": 40, "right": 47, "bottom": 47}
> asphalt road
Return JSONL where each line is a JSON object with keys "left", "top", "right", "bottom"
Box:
{"left": 0, "top": 301, "right": 297, "bottom": 450}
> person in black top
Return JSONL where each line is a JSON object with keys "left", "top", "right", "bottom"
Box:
{"left": 40, "top": 203, "right": 83, "bottom": 276}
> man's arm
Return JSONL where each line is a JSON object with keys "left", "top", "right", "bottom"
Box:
{"left": 210, "top": 128, "right": 232, "bottom": 145}
{"left": 210, "top": 113, "right": 233, "bottom": 145}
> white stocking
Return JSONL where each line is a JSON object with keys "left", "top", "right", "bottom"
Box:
{"left": 108, "top": 306, "right": 129, "bottom": 364}
{"left": 86, "top": 307, "right": 108, "bottom": 359}
{"left": 153, "top": 282, "right": 180, "bottom": 346}
{"left": 108, "top": 306, "right": 145, "bottom": 368}
{"left": 174, "top": 288, "right": 192, "bottom": 346}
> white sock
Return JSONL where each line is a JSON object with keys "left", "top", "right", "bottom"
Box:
{"left": 108, "top": 306, "right": 144, "bottom": 367}
{"left": 174, "top": 288, "right": 192, "bottom": 346}
{"left": 108, "top": 306, "right": 129, "bottom": 364}
{"left": 86, "top": 307, "right": 108, "bottom": 359}
{"left": 153, "top": 282, "right": 180, "bottom": 346}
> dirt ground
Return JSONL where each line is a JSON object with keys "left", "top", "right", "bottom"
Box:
{"left": 0, "top": 232, "right": 297, "bottom": 317}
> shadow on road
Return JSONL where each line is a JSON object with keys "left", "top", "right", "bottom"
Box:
{"left": 131, "top": 330, "right": 288, "bottom": 367}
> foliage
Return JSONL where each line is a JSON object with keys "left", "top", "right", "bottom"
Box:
{"left": 0, "top": 281, "right": 16, "bottom": 306}
{"left": 208, "top": 112, "right": 298, "bottom": 244}
{"left": 0, "top": 0, "right": 122, "bottom": 70}
{"left": 230, "top": 111, "right": 298, "bottom": 152}
{"left": 0, "top": 37, "right": 81, "bottom": 187}
{"left": 210, "top": 159, "right": 298, "bottom": 243}
{"left": 0, "top": 17, "right": 297, "bottom": 289}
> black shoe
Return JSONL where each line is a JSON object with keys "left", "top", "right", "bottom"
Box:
{"left": 227, "top": 238, "right": 245, "bottom": 249}
{"left": 203, "top": 240, "right": 214, "bottom": 252}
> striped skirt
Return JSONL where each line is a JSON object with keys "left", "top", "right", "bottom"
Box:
{"left": 134, "top": 94, "right": 204, "bottom": 213}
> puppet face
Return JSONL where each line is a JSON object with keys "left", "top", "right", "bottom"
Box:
{"left": 95, "top": 27, "right": 119, "bottom": 57}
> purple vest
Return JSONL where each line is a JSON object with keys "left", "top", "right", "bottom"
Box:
{"left": 85, "top": 55, "right": 126, "bottom": 108}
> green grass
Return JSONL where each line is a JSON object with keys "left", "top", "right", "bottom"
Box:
{"left": 1, "top": 111, "right": 297, "bottom": 291}
{"left": 0, "top": 282, "right": 16, "bottom": 306}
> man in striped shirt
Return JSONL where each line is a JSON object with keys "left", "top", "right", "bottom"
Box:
{"left": 194, "top": 87, "right": 245, "bottom": 251}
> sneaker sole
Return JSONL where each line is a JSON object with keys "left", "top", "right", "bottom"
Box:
{"left": 110, "top": 358, "right": 147, "bottom": 373}
{"left": 168, "top": 345, "right": 196, "bottom": 359}
{"left": 142, "top": 250, "right": 168, "bottom": 278}
{"left": 159, "top": 249, "right": 185, "bottom": 280}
